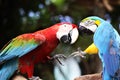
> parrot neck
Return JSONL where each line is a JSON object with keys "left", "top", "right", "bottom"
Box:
{"left": 36, "top": 26, "right": 59, "bottom": 43}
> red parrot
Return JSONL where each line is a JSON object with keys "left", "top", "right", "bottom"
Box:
{"left": 0, "top": 23, "right": 79, "bottom": 80}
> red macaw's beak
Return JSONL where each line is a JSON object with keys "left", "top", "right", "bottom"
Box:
{"left": 59, "top": 27, "right": 79, "bottom": 44}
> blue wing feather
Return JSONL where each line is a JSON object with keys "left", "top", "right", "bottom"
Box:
{"left": 94, "top": 21, "right": 120, "bottom": 77}
{"left": 0, "top": 33, "right": 45, "bottom": 63}
{"left": 0, "top": 33, "right": 45, "bottom": 80}
{"left": 103, "top": 51, "right": 120, "bottom": 76}
{"left": 0, "top": 58, "right": 18, "bottom": 80}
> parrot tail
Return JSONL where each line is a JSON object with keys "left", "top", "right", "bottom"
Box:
{"left": 0, "top": 58, "right": 18, "bottom": 80}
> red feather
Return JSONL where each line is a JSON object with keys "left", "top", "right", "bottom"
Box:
{"left": 19, "top": 23, "right": 62, "bottom": 78}
{"left": 18, "top": 23, "right": 78, "bottom": 78}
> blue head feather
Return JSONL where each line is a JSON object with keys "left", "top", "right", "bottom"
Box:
{"left": 87, "top": 16, "right": 105, "bottom": 22}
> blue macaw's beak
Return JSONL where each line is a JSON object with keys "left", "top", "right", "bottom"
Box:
{"left": 79, "top": 25, "right": 94, "bottom": 35}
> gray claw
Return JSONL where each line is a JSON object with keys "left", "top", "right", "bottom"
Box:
{"left": 69, "top": 47, "right": 86, "bottom": 58}
{"left": 50, "top": 54, "right": 67, "bottom": 65}
{"left": 29, "top": 76, "right": 42, "bottom": 80}
{"left": 53, "top": 54, "right": 67, "bottom": 59}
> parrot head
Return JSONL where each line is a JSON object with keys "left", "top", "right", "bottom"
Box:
{"left": 79, "top": 16, "right": 105, "bottom": 35}
{"left": 56, "top": 23, "right": 79, "bottom": 44}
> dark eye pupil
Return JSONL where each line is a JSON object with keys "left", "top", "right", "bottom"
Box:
{"left": 64, "top": 25, "right": 66, "bottom": 27}
{"left": 88, "top": 21, "right": 90, "bottom": 22}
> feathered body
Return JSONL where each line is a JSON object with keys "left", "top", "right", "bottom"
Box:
{"left": 19, "top": 26, "right": 59, "bottom": 77}
{"left": 94, "top": 21, "right": 120, "bottom": 80}
{"left": 79, "top": 16, "right": 120, "bottom": 80}
{"left": 0, "top": 23, "right": 79, "bottom": 80}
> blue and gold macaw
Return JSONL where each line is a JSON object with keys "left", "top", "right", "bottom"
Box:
{"left": 79, "top": 16, "right": 120, "bottom": 80}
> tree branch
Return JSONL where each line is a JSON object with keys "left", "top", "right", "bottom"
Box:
{"left": 74, "top": 73, "right": 102, "bottom": 80}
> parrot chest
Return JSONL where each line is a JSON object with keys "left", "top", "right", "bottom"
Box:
{"left": 94, "top": 25, "right": 111, "bottom": 53}
{"left": 18, "top": 29, "right": 59, "bottom": 76}
{"left": 34, "top": 38, "right": 59, "bottom": 63}
{"left": 19, "top": 36, "right": 59, "bottom": 66}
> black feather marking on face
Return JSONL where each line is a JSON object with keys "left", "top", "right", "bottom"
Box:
{"left": 79, "top": 25, "right": 94, "bottom": 35}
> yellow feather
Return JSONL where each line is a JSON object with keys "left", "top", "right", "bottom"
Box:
{"left": 84, "top": 43, "right": 98, "bottom": 54}
{"left": 95, "top": 20, "right": 100, "bottom": 26}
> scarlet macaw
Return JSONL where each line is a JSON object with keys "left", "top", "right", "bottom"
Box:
{"left": 0, "top": 23, "right": 79, "bottom": 80}
{"left": 53, "top": 15, "right": 81, "bottom": 80}
{"left": 79, "top": 16, "right": 120, "bottom": 80}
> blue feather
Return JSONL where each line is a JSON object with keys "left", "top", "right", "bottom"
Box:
{"left": 0, "top": 37, "right": 40, "bottom": 63}
{"left": 94, "top": 21, "right": 120, "bottom": 79}
{"left": 0, "top": 58, "right": 18, "bottom": 80}
{"left": 0, "top": 33, "right": 45, "bottom": 80}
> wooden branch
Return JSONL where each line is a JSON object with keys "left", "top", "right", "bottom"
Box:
{"left": 12, "top": 75, "right": 27, "bottom": 80}
{"left": 103, "top": 0, "right": 113, "bottom": 12}
{"left": 74, "top": 73, "right": 102, "bottom": 80}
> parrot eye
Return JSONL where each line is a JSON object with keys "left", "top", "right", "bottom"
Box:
{"left": 84, "top": 20, "right": 95, "bottom": 27}
{"left": 64, "top": 24, "right": 66, "bottom": 27}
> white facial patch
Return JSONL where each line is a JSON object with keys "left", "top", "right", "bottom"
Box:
{"left": 80, "top": 20, "right": 97, "bottom": 32}
{"left": 70, "top": 28, "right": 79, "bottom": 44}
{"left": 87, "top": 25, "right": 97, "bottom": 32}
{"left": 56, "top": 24, "right": 73, "bottom": 40}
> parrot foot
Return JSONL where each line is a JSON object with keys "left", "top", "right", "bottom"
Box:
{"left": 29, "top": 76, "right": 42, "bottom": 80}
{"left": 69, "top": 47, "right": 86, "bottom": 58}
{"left": 47, "top": 54, "right": 67, "bottom": 65}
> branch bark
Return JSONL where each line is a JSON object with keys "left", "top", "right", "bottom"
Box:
{"left": 103, "top": 0, "right": 113, "bottom": 12}
{"left": 74, "top": 73, "right": 102, "bottom": 80}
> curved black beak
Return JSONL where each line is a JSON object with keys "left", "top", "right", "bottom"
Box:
{"left": 79, "top": 26, "right": 94, "bottom": 35}
{"left": 60, "top": 34, "right": 71, "bottom": 44}
{"left": 58, "top": 27, "right": 79, "bottom": 44}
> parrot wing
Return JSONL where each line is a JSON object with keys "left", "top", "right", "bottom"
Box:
{"left": 0, "top": 33, "right": 46, "bottom": 64}
{"left": 97, "top": 21, "right": 120, "bottom": 77}
{"left": 105, "top": 29, "right": 120, "bottom": 77}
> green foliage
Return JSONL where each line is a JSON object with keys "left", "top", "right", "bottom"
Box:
{"left": 51, "top": 0, "right": 65, "bottom": 10}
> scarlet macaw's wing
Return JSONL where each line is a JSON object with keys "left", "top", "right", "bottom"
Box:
{"left": 0, "top": 33, "right": 46, "bottom": 64}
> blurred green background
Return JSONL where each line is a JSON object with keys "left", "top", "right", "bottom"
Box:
{"left": 0, "top": 0, "right": 120, "bottom": 80}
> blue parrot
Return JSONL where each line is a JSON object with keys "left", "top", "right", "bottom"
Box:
{"left": 79, "top": 16, "right": 120, "bottom": 80}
